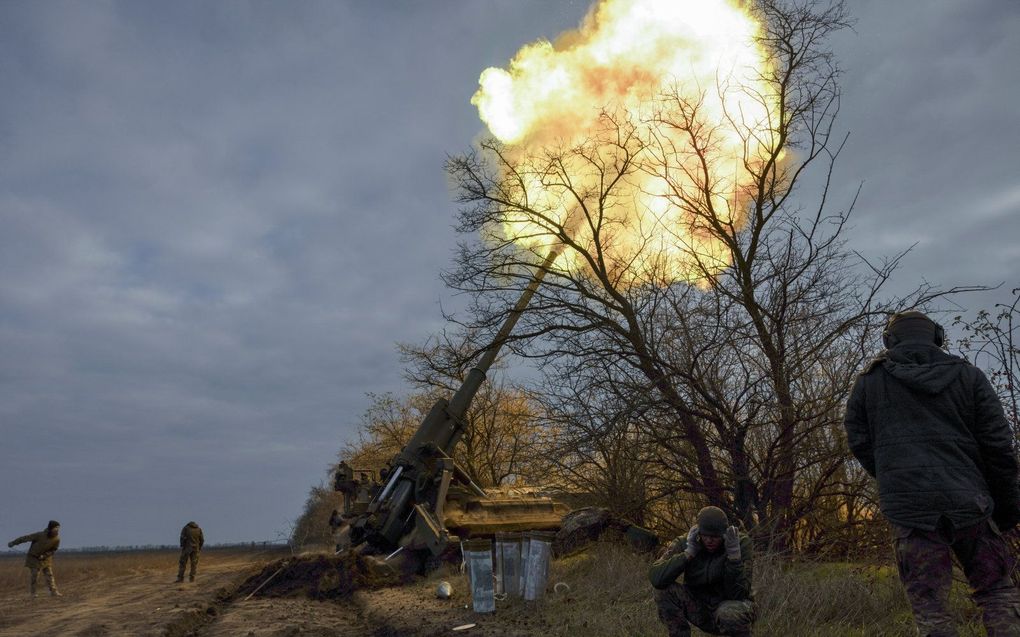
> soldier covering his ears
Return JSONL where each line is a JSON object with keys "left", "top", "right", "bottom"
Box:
{"left": 649, "top": 506, "right": 755, "bottom": 637}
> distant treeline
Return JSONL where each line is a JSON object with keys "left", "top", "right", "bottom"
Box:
{"left": 2, "top": 540, "right": 289, "bottom": 556}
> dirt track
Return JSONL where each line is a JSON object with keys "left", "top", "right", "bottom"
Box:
{"left": 0, "top": 550, "right": 374, "bottom": 637}
{"left": 0, "top": 550, "right": 540, "bottom": 637}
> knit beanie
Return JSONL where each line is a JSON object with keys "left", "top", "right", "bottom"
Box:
{"left": 696, "top": 506, "right": 728, "bottom": 536}
{"left": 884, "top": 311, "right": 940, "bottom": 347}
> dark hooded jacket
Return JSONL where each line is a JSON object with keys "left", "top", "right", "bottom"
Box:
{"left": 180, "top": 522, "right": 204, "bottom": 552}
{"left": 844, "top": 342, "right": 1020, "bottom": 531}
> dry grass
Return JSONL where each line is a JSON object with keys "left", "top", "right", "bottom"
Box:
{"left": 752, "top": 553, "right": 985, "bottom": 636}
{"left": 420, "top": 542, "right": 991, "bottom": 637}
{"left": 0, "top": 547, "right": 287, "bottom": 595}
{"left": 1, "top": 544, "right": 994, "bottom": 636}
{"left": 0, "top": 550, "right": 171, "bottom": 593}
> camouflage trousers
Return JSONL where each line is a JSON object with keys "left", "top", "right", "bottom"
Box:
{"left": 28, "top": 565, "right": 57, "bottom": 595}
{"left": 178, "top": 549, "right": 200, "bottom": 581}
{"left": 893, "top": 518, "right": 1020, "bottom": 636}
{"left": 653, "top": 583, "right": 755, "bottom": 636}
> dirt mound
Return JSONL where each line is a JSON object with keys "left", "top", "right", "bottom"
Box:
{"left": 235, "top": 552, "right": 408, "bottom": 601}
{"left": 163, "top": 587, "right": 233, "bottom": 637}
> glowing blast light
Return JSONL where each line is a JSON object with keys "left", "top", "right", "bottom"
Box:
{"left": 471, "top": 0, "right": 780, "bottom": 287}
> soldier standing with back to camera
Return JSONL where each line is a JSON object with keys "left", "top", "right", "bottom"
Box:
{"left": 176, "top": 521, "right": 204, "bottom": 583}
{"left": 844, "top": 310, "right": 1020, "bottom": 636}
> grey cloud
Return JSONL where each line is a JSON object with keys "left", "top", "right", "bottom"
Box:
{"left": 1, "top": 0, "right": 1016, "bottom": 547}
{"left": 828, "top": 0, "right": 1019, "bottom": 299}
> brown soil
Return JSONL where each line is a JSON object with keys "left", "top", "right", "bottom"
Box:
{"left": 0, "top": 548, "right": 547, "bottom": 637}
{"left": 231, "top": 553, "right": 527, "bottom": 636}
{"left": 0, "top": 549, "right": 377, "bottom": 637}
{"left": 0, "top": 549, "right": 259, "bottom": 636}
{"left": 236, "top": 550, "right": 412, "bottom": 599}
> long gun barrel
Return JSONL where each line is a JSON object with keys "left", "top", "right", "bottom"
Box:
{"left": 349, "top": 248, "right": 561, "bottom": 555}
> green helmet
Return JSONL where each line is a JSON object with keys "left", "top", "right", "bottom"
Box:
{"left": 696, "top": 506, "right": 728, "bottom": 536}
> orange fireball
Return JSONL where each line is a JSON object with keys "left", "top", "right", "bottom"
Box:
{"left": 472, "top": 0, "right": 779, "bottom": 286}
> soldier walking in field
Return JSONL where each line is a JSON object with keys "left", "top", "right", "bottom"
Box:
{"left": 649, "top": 506, "right": 755, "bottom": 637}
{"left": 176, "top": 521, "right": 204, "bottom": 583}
{"left": 7, "top": 520, "right": 62, "bottom": 598}
{"left": 845, "top": 310, "right": 1020, "bottom": 636}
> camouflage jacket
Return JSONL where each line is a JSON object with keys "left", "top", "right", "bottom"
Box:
{"left": 10, "top": 531, "right": 60, "bottom": 569}
{"left": 180, "top": 523, "right": 204, "bottom": 551}
{"left": 844, "top": 343, "right": 1020, "bottom": 531}
{"left": 648, "top": 533, "right": 753, "bottom": 604}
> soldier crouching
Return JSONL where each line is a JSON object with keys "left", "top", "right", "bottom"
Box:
{"left": 649, "top": 506, "right": 755, "bottom": 637}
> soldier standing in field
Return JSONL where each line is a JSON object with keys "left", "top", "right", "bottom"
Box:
{"left": 7, "top": 520, "right": 62, "bottom": 598}
{"left": 844, "top": 310, "right": 1020, "bottom": 636}
{"left": 176, "top": 521, "right": 204, "bottom": 583}
{"left": 648, "top": 506, "right": 755, "bottom": 637}
{"left": 334, "top": 460, "right": 357, "bottom": 514}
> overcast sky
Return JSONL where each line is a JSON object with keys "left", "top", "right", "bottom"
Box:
{"left": 2, "top": 0, "right": 1017, "bottom": 549}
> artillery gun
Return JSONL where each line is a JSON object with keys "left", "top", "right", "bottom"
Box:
{"left": 343, "top": 250, "right": 568, "bottom": 562}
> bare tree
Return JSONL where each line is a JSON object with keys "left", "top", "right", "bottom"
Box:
{"left": 530, "top": 365, "right": 662, "bottom": 525}
{"left": 955, "top": 288, "right": 1020, "bottom": 430}
{"left": 443, "top": 0, "right": 972, "bottom": 551}
{"left": 954, "top": 287, "right": 1020, "bottom": 583}
{"left": 398, "top": 333, "right": 552, "bottom": 488}
{"left": 336, "top": 335, "right": 549, "bottom": 489}
{"left": 338, "top": 392, "right": 427, "bottom": 472}
{"left": 290, "top": 485, "right": 343, "bottom": 549}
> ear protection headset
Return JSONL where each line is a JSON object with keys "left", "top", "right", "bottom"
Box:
{"left": 882, "top": 311, "right": 945, "bottom": 349}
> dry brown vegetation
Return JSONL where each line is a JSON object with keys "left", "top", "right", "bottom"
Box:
{"left": 303, "top": 0, "right": 1020, "bottom": 573}
{"left": 0, "top": 541, "right": 999, "bottom": 636}
{"left": 0, "top": 547, "right": 288, "bottom": 637}
{"left": 0, "top": 547, "right": 285, "bottom": 594}
{"left": 406, "top": 542, "right": 990, "bottom": 637}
